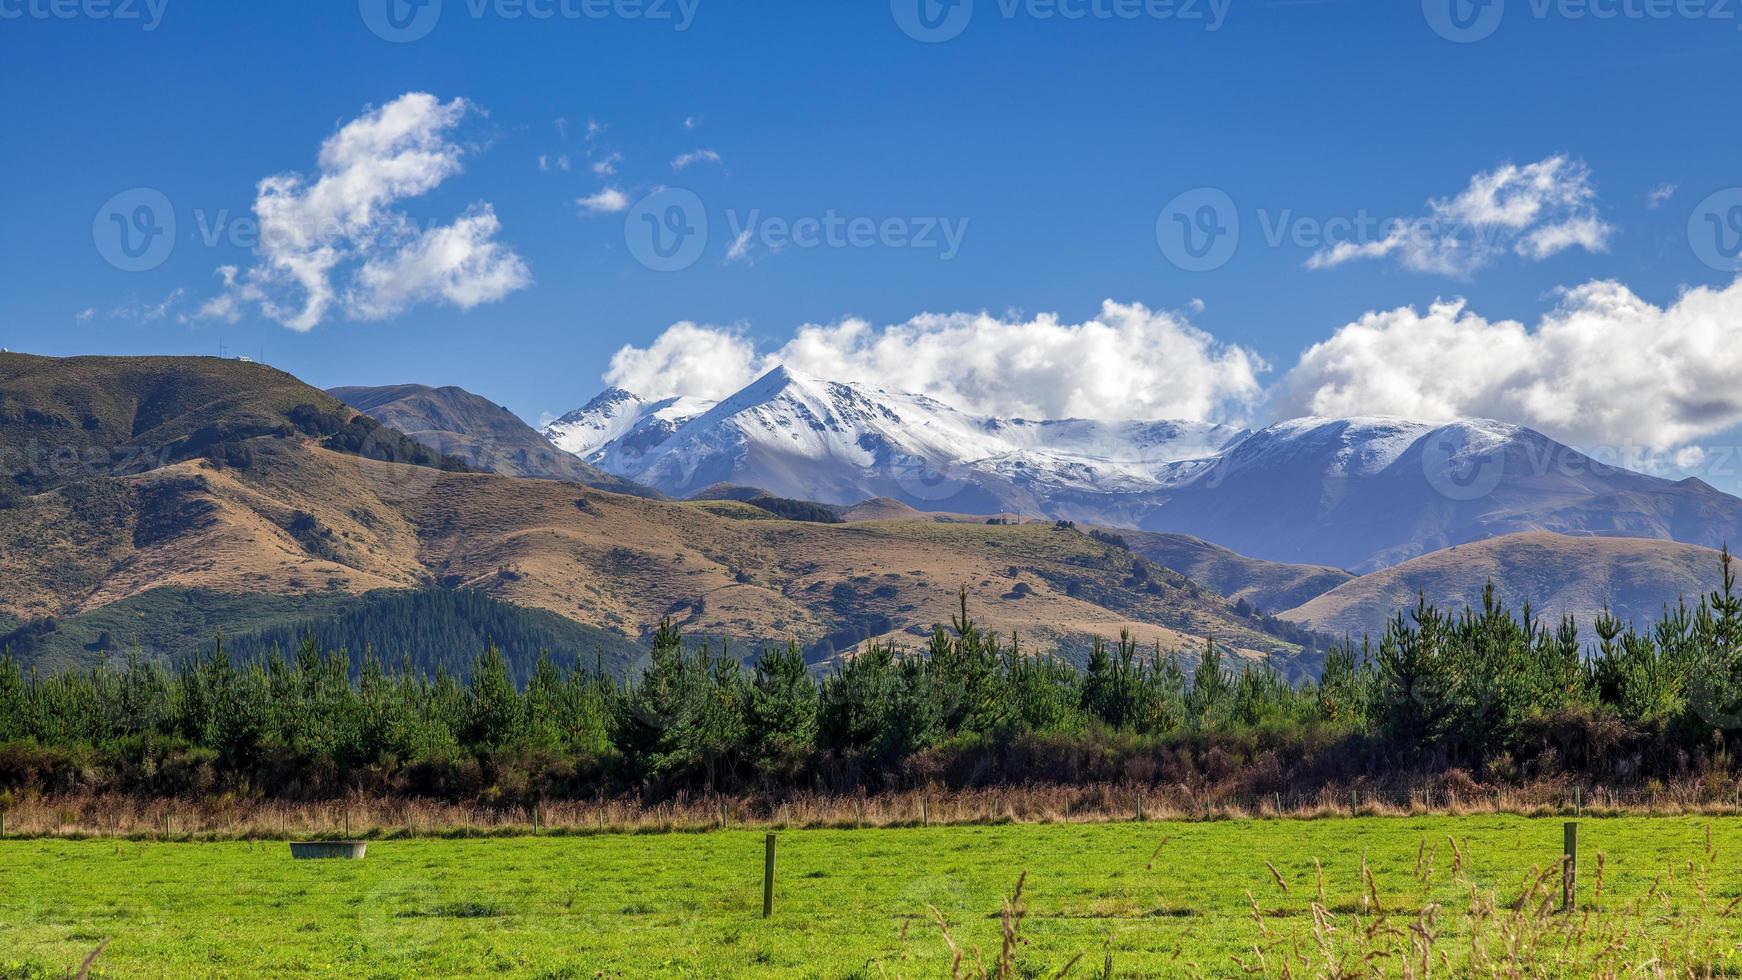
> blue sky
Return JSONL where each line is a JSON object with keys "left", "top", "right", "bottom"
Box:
{"left": 4, "top": 0, "right": 1742, "bottom": 486}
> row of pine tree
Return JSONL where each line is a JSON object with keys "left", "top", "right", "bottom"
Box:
{"left": 1, "top": 554, "right": 1739, "bottom": 801}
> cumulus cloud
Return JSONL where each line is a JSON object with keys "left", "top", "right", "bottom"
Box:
{"left": 577, "top": 188, "right": 630, "bottom": 214}
{"left": 1273, "top": 277, "right": 1742, "bottom": 452}
{"left": 671, "top": 149, "right": 721, "bottom": 172}
{"left": 345, "top": 207, "right": 531, "bottom": 320}
{"left": 605, "top": 322, "right": 771, "bottom": 401}
{"left": 604, "top": 301, "right": 1269, "bottom": 422}
{"left": 1647, "top": 183, "right": 1678, "bottom": 210}
{"left": 195, "top": 93, "right": 530, "bottom": 331}
{"left": 1307, "top": 156, "right": 1612, "bottom": 277}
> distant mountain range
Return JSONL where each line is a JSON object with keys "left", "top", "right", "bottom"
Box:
{"left": 331, "top": 383, "right": 655, "bottom": 497}
{"left": 6, "top": 352, "right": 1736, "bottom": 677}
{"left": 546, "top": 367, "right": 1742, "bottom": 572}
{"left": 0, "top": 353, "right": 1311, "bottom": 675}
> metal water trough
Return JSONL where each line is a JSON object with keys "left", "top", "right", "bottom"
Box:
{"left": 290, "top": 841, "right": 367, "bottom": 860}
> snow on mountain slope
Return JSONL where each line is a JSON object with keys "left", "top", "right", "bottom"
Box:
{"left": 544, "top": 388, "right": 718, "bottom": 474}
{"left": 547, "top": 366, "right": 1246, "bottom": 508}
{"left": 547, "top": 370, "right": 1742, "bottom": 571}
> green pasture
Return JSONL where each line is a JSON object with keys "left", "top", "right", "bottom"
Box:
{"left": 2, "top": 815, "right": 1738, "bottom": 977}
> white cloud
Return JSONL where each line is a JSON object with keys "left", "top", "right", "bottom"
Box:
{"left": 1647, "top": 183, "right": 1678, "bottom": 209}
{"left": 591, "top": 151, "right": 622, "bottom": 177}
{"left": 605, "top": 322, "right": 770, "bottom": 401}
{"left": 538, "top": 153, "right": 571, "bottom": 172}
{"left": 74, "top": 308, "right": 95, "bottom": 323}
{"left": 723, "top": 229, "right": 758, "bottom": 266}
{"left": 1307, "top": 156, "right": 1612, "bottom": 277}
{"left": 345, "top": 206, "right": 530, "bottom": 319}
{"left": 671, "top": 149, "right": 722, "bottom": 172}
{"left": 682, "top": 116, "right": 698, "bottom": 130}
{"left": 604, "top": 274, "right": 1742, "bottom": 460}
{"left": 1273, "top": 277, "right": 1742, "bottom": 452}
{"left": 195, "top": 92, "right": 530, "bottom": 331}
{"left": 604, "top": 301, "right": 1268, "bottom": 422}
{"left": 577, "top": 188, "right": 630, "bottom": 214}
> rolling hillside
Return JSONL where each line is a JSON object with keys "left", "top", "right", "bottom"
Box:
{"left": 0, "top": 352, "right": 465, "bottom": 500}
{"left": 1281, "top": 531, "right": 1730, "bottom": 639}
{"left": 0, "top": 355, "right": 1316, "bottom": 674}
{"left": 1114, "top": 529, "right": 1355, "bottom": 614}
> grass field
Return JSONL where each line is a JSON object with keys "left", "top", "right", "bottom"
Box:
{"left": 3, "top": 815, "right": 1740, "bottom": 978}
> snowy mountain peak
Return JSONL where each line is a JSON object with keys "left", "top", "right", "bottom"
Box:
{"left": 543, "top": 386, "right": 717, "bottom": 464}
{"left": 543, "top": 371, "right": 1742, "bottom": 572}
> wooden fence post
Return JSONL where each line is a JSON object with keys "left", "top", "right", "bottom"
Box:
{"left": 763, "top": 834, "right": 777, "bottom": 918}
{"left": 1562, "top": 822, "right": 1579, "bottom": 911}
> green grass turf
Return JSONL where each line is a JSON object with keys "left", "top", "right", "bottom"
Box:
{"left": 2, "top": 815, "right": 1738, "bottom": 977}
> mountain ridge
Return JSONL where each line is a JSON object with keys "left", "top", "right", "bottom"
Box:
{"left": 330, "top": 382, "right": 655, "bottom": 496}
{"left": 548, "top": 369, "right": 1742, "bottom": 571}
{"left": 0, "top": 354, "right": 1314, "bottom": 674}
{"left": 1281, "top": 531, "right": 1732, "bottom": 640}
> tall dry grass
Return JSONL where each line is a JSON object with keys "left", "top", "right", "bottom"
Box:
{"left": 936, "top": 827, "right": 1742, "bottom": 977}
{"left": 3, "top": 779, "right": 1742, "bottom": 839}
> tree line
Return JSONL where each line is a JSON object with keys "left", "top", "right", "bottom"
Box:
{"left": 1, "top": 552, "right": 1739, "bottom": 805}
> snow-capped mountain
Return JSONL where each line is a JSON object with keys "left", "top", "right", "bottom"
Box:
{"left": 544, "top": 389, "right": 719, "bottom": 476}
{"left": 547, "top": 369, "right": 1742, "bottom": 572}
{"left": 545, "top": 366, "right": 1245, "bottom": 513}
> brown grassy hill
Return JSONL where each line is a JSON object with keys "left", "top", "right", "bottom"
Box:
{"left": 0, "top": 436, "right": 1302, "bottom": 666}
{"left": 1115, "top": 529, "right": 1354, "bottom": 614}
{"left": 1281, "top": 531, "right": 1729, "bottom": 639}
{"left": 0, "top": 352, "right": 461, "bottom": 500}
